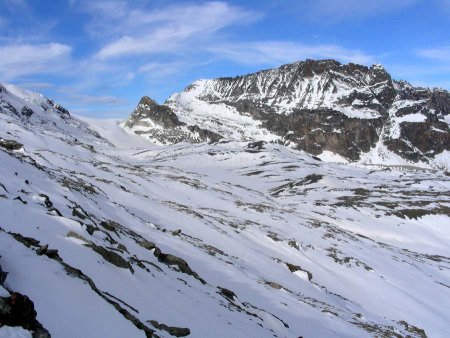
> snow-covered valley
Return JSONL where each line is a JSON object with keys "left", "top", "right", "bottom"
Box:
{"left": 0, "top": 84, "right": 449, "bottom": 338}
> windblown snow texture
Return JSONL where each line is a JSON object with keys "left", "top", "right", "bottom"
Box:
{"left": 0, "top": 82, "right": 449, "bottom": 338}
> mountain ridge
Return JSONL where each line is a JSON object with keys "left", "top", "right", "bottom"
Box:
{"left": 124, "top": 59, "right": 450, "bottom": 169}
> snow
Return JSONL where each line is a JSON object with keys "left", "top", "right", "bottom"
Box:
{"left": 0, "top": 285, "right": 9, "bottom": 297}
{"left": 1, "top": 84, "right": 449, "bottom": 338}
{"left": 317, "top": 150, "right": 349, "bottom": 163}
{"left": 0, "top": 327, "right": 32, "bottom": 338}
{"left": 75, "top": 116, "right": 158, "bottom": 149}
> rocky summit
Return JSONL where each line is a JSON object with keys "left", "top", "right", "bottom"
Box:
{"left": 124, "top": 59, "right": 450, "bottom": 168}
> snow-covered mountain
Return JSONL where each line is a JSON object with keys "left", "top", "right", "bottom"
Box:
{"left": 124, "top": 59, "right": 450, "bottom": 169}
{"left": 1, "top": 83, "right": 450, "bottom": 338}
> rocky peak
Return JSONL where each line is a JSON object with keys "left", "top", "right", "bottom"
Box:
{"left": 126, "top": 59, "right": 450, "bottom": 167}
{"left": 132, "top": 96, "right": 182, "bottom": 129}
{"left": 123, "top": 96, "right": 222, "bottom": 144}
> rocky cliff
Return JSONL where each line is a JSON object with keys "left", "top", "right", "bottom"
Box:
{"left": 124, "top": 59, "right": 450, "bottom": 167}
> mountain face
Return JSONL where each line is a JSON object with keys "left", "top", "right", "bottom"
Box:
{"left": 124, "top": 59, "right": 450, "bottom": 168}
{"left": 123, "top": 96, "right": 222, "bottom": 144}
{"left": 1, "top": 84, "right": 450, "bottom": 338}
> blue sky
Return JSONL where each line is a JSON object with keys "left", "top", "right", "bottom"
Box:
{"left": 1, "top": 0, "right": 449, "bottom": 117}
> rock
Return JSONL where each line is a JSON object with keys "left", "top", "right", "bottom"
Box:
{"left": 149, "top": 320, "right": 191, "bottom": 337}
{"left": 66, "top": 231, "right": 90, "bottom": 243}
{"left": 247, "top": 141, "right": 266, "bottom": 151}
{"left": 36, "top": 245, "right": 48, "bottom": 256}
{"left": 265, "top": 281, "right": 283, "bottom": 289}
{"left": 45, "top": 249, "right": 59, "bottom": 259}
{"left": 128, "top": 59, "right": 450, "bottom": 163}
{"left": 88, "top": 244, "right": 130, "bottom": 270}
{"left": 0, "top": 138, "right": 23, "bottom": 151}
{"left": 0, "top": 264, "right": 7, "bottom": 285}
{"left": 138, "top": 241, "right": 156, "bottom": 251}
{"left": 0, "top": 292, "right": 47, "bottom": 333}
{"left": 124, "top": 96, "right": 222, "bottom": 144}
{"left": 152, "top": 247, "right": 206, "bottom": 284}
{"left": 0, "top": 297, "right": 11, "bottom": 315}
{"left": 172, "top": 229, "right": 182, "bottom": 236}
{"left": 85, "top": 224, "right": 97, "bottom": 235}
{"left": 21, "top": 106, "right": 34, "bottom": 118}
{"left": 100, "top": 220, "right": 121, "bottom": 232}
{"left": 218, "top": 287, "right": 236, "bottom": 301}
{"left": 153, "top": 247, "right": 162, "bottom": 258}
{"left": 285, "top": 263, "right": 313, "bottom": 281}
{"left": 72, "top": 207, "right": 87, "bottom": 219}
{"left": 13, "top": 196, "right": 27, "bottom": 204}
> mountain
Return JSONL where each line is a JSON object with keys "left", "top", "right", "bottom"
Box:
{"left": 124, "top": 59, "right": 450, "bottom": 169}
{"left": 1, "top": 84, "right": 450, "bottom": 337}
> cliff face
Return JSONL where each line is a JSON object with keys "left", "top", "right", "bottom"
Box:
{"left": 124, "top": 59, "right": 450, "bottom": 166}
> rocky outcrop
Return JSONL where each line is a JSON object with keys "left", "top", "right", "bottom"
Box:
{"left": 123, "top": 96, "right": 222, "bottom": 144}
{"left": 0, "top": 260, "right": 51, "bottom": 337}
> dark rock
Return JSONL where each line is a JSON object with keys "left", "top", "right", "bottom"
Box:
{"left": 124, "top": 96, "right": 222, "bottom": 144}
{"left": 21, "top": 106, "right": 34, "bottom": 118}
{"left": 218, "top": 287, "right": 236, "bottom": 301}
{"left": 9, "top": 233, "right": 40, "bottom": 247}
{"left": 149, "top": 320, "right": 191, "bottom": 337}
{"left": 139, "top": 241, "right": 156, "bottom": 251}
{"left": 143, "top": 59, "right": 450, "bottom": 162}
{"left": 85, "top": 224, "right": 97, "bottom": 235}
{"left": 0, "top": 268, "right": 7, "bottom": 285}
{"left": 38, "top": 194, "right": 53, "bottom": 208}
{"left": 100, "top": 220, "right": 121, "bottom": 232}
{"left": 0, "top": 292, "right": 50, "bottom": 336}
{"left": 45, "top": 249, "right": 59, "bottom": 259}
{"left": 36, "top": 244, "right": 48, "bottom": 256}
{"left": 186, "top": 125, "right": 222, "bottom": 143}
{"left": 0, "top": 138, "right": 23, "bottom": 151}
{"left": 53, "top": 104, "right": 70, "bottom": 118}
{"left": 72, "top": 207, "right": 86, "bottom": 219}
{"left": 247, "top": 141, "right": 266, "bottom": 151}
{"left": 153, "top": 247, "right": 206, "bottom": 284}
{"left": 285, "top": 263, "right": 313, "bottom": 281}
{"left": 88, "top": 244, "right": 131, "bottom": 270}
{"left": 13, "top": 196, "right": 27, "bottom": 204}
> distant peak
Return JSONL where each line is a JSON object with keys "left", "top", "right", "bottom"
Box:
{"left": 138, "top": 96, "right": 158, "bottom": 106}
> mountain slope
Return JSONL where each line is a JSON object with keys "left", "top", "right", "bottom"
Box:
{"left": 124, "top": 60, "right": 450, "bottom": 168}
{"left": 0, "top": 84, "right": 449, "bottom": 337}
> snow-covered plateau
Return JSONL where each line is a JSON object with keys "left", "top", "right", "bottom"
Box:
{"left": 0, "top": 80, "right": 449, "bottom": 338}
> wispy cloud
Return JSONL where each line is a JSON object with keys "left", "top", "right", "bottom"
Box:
{"left": 0, "top": 43, "right": 72, "bottom": 81}
{"left": 92, "top": 1, "right": 259, "bottom": 59}
{"left": 418, "top": 46, "right": 450, "bottom": 63}
{"left": 210, "top": 41, "right": 375, "bottom": 66}
{"left": 138, "top": 61, "right": 186, "bottom": 79}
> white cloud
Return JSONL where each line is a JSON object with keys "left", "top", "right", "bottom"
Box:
{"left": 138, "top": 61, "right": 186, "bottom": 79}
{"left": 210, "top": 41, "right": 375, "bottom": 66}
{"left": 94, "top": 1, "right": 259, "bottom": 59}
{"left": 0, "top": 43, "right": 72, "bottom": 80}
{"left": 418, "top": 46, "right": 450, "bottom": 62}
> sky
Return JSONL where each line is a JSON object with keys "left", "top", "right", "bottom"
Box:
{"left": 1, "top": 0, "right": 449, "bottom": 118}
